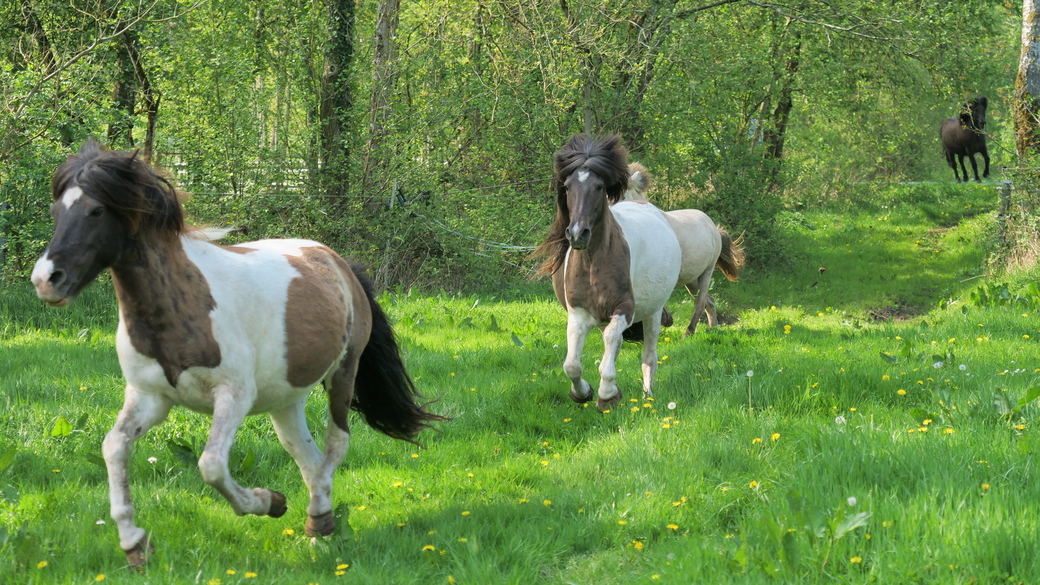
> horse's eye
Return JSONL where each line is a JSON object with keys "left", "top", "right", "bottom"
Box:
{"left": 90, "top": 206, "right": 105, "bottom": 217}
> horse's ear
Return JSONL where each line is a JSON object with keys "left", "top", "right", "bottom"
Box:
{"left": 78, "top": 137, "right": 102, "bottom": 158}
{"left": 977, "top": 95, "right": 988, "bottom": 108}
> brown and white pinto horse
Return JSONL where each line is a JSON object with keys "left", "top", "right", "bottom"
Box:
{"left": 31, "top": 140, "right": 444, "bottom": 566}
{"left": 622, "top": 162, "right": 745, "bottom": 335}
{"left": 534, "top": 135, "right": 681, "bottom": 412}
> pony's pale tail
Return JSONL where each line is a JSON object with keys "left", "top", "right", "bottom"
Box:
{"left": 350, "top": 266, "right": 446, "bottom": 443}
{"left": 716, "top": 228, "right": 745, "bottom": 282}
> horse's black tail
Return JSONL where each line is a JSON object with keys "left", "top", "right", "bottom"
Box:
{"left": 350, "top": 266, "right": 446, "bottom": 443}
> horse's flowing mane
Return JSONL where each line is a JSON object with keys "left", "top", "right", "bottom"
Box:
{"left": 623, "top": 162, "right": 651, "bottom": 202}
{"left": 532, "top": 134, "right": 630, "bottom": 276}
{"left": 52, "top": 139, "right": 184, "bottom": 237}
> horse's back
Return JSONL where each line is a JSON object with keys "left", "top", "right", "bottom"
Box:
{"left": 610, "top": 201, "right": 681, "bottom": 321}
{"left": 125, "top": 237, "right": 364, "bottom": 413}
{"left": 664, "top": 209, "right": 722, "bottom": 284}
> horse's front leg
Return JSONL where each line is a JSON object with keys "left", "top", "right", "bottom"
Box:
{"left": 638, "top": 312, "right": 664, "bottom": 397}
{"left": 967, "top": 153, "right": 981, "bottom": 183}
{"left": 596, "top": 310, "right": 630, "bottom": 412}
{"left": 982, "top": 146, "right": 991, "bottom": 178}
{"left": 563, "top": 309, "right": 597, "bottom": 403}
{"left": 102, "top": 387, "right": 172, "bottom": 566}
{"left": 198, "top": 383, "right": 287, "bottom": 518}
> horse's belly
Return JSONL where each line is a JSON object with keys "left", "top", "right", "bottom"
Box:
{"left": 665, "top": 210, "right": 720, "bottom": 284}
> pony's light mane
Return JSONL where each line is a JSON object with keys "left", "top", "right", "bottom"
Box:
{"left": 52, "top": 138, "right": 185, "bottom": 237}
{"left": 622, "top": 162, "right": 651, "bottom": 202}
{"left": 533, "top": 134, "right": 630, "bottom": 276}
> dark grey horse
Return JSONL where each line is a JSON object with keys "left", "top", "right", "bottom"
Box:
{"left": 940, "top": 96, "right": 990, "bottom": 183}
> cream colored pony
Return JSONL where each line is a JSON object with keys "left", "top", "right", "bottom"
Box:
{"left": 622, "top": 163, "right": 744, "bottom": 335}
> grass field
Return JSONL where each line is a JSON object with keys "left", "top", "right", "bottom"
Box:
{"left": 2, "top": 182, "right": 1040, "bottom": 584}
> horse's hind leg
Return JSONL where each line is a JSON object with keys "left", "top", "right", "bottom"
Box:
{"left": 958, "top": 155, "right": 970, "bottom": 183}
{"left": 269, "top": 361, "right": 354, "bottom": 537}
{"left": 967, "top": 154, "right": 981, "bottom": 182}
{"left": 197, "top": 383, "right": 285, "bottom": 518}
{"left": 684, "top": 268, "right": 716, "bottom": 336}
{"left": 637, "top": 312, "right": 663, "bottom": 397}
{"left": 103, "top": 387, "right": 172, "bottom": 566}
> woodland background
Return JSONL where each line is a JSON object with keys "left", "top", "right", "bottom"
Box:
{"left": 0, "top": 0, "right": 1022, "bottom": 291}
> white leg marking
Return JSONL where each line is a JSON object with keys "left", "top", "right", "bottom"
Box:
{"left": 564, "top": 310, "right": 597, "bottom": 401}
{"left": 639, "top": 313, "right": 663, "bottom": 396}
{"left": 269, "top": 401, "right": 326, "bottom": 516}
{"left": 61, "top": 186, "right": 84, "bottom": 210}
{"left": 598, "top": 313, "right": 629, "bottom": 401}
{"left": 103, "top": 387, "right": 172, "bottom": 552}
{"left": 197, "top": 383, "right": 272, "bottom": 516}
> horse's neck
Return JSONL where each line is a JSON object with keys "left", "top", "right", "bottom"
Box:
{"left": 110, "top": 235, "right": 222, "bottom": 385}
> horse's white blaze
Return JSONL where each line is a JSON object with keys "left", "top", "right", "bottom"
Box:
{"left": 30, "top": 253, "right": 55, "bottom": 295}
{"left": 609, "top": 201, "right": 681, "bottom": 322}
{"left": 577, "top": 170, "right": 590, "bottom": 183}
{"left": 60, "top": 186, "right": 84, "bottom": 209}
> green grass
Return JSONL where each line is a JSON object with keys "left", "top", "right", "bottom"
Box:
{"left": 2, "top": 183, "right": 1040, "bottom": 583}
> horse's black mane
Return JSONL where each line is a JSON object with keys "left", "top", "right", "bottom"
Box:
{"left": 52, "top": 139, "right": 184, "bottom": 236}
{"left": 533, "top": 134, "right": 630, "bottom": 276}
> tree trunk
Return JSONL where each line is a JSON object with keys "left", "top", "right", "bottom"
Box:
{"left": 319, "top": 0, "right": 356, "bottom": 206}
{"left": 613, "top": 0, "right": 679, "bottom": 153}
{"left": 761, "top": 26, "right": 801, "bottom": 188}
{"left": 360, "top": 0, "right": 400, "bottom": 210}
{"left": 1015, "top": 0, "right": 1040, "bottom": 160}
{"left": 108, "top": 34, "right": 137, "bottom": 149}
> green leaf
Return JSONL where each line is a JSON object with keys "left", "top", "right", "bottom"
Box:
{"left": 50, "top": 416, "right": 73, "bottom": 438}
{"left": 489, "top": 314, "right": 500, "bottom": 331}
{"left": 1018, "top": 386, "right": 1040, "bottom": 408}
{"left": 511, "top": 332, "right": 524, "bottom": 347}
{"left": 879, "top": 351, "right": 897, "bottom": 365}
{"left": 833, "top": 511, "right": 871, "bottom": 539}
{"left": 0, "top": 446, "right": 17, "bottom": 472}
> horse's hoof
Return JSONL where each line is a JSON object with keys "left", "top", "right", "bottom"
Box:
{"left": 125, "top": 536, "right": 154, "bottom": 568}
{"left": 596, "top": 391, "right": 622, "bottom": 413}
{"left": 305, "top": 510, "right": 337, "bottom": 537}
{"left": 569, "top": 380, "right": 593, "bottom": 404}
{"left": 268, "top": 490, "right": 288, "bottom": 518}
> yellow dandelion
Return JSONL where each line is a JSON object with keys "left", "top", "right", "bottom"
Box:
{"left": 850, "top": 556, "right": 863, "bottom": 564}
{"left": 882, "top": 375, "right": 890, "bottom": 380}
{"left": 982, "top": 483, "right": 991, "bottom": 490}
{"left": 37, "top": 561, "right": 47, "bottom": 569}
{"left": 563, "top": 418, "right": 571, "bottom": 423}
{"left": 458, "top": 538, "right": 467, "bottom": 543}
{"left": 461, "top": 510, "right": 470, "bottom": 516}
{"left": 337, "top": 564, "right": 349, "bottom": 570}
{"left": 749, "top": 480, "right": 759, "bottom": 489}
{"left": 357, "top": 505, "right": 366, "bottom": 511}
{"left": 631, "top": 406, "right": 640, "bottom": 412}
{"left": 448, "top": 577, "right": 456, "bottom": 584}
{"left": 422, "top": 545, "right": 436, "bottom": 552}
{"left": 283, "top": 528, "right": 294, "bottom": 535}
{"left": 667, "top": 523, "right": 679, "bottom": 530}
{"left": 944, "top": 428, "right": 954, "bottom": 434}
{"left": 751, "top": 437, "right": 762, "bottom": 444}
{"left": 770, "top": 433, "right": 780, "bottom": 442}
{"left": 227, "top": 570, "right": 237, "bottom": 575}
{"left": 411, "top": 453, "right": 419, "bottom": 458}
{"left": 95, "top": 576, "right": 106, "bottom": 583}
{"left": 1015, "top": 424, "right": 1026, "bottom": 430}
{"left": 519, "top": 498, "right": 528, "bottom": 504}
{"left": 244, "top": 572, "right": 257, "bottom": 579}
{"left": 336, "top": 570, "right": 346, "bottom": 576}
{"left": 882, "top": 520, "right": 892, "bottom": 527}
{"left": 618, "top": 520, "right": 628, "bottom": 525}
{"left": 540, "top": 460, "right": 549, "bottom": 466}
{"left": 897, "top": 389, "right": 906, "bottom": 396}
{"left": 633, "top": 541, "right": 644, "bottom": 549}
{"left": 392, "top": 481, "right": 403, "bottom": 487}
{"left": 543, "top": 499, "right": 552, "bottom": 506}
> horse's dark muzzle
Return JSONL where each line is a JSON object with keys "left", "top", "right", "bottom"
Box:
{"left": 566, "top": 225, "right": 591, "bottom": 250}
